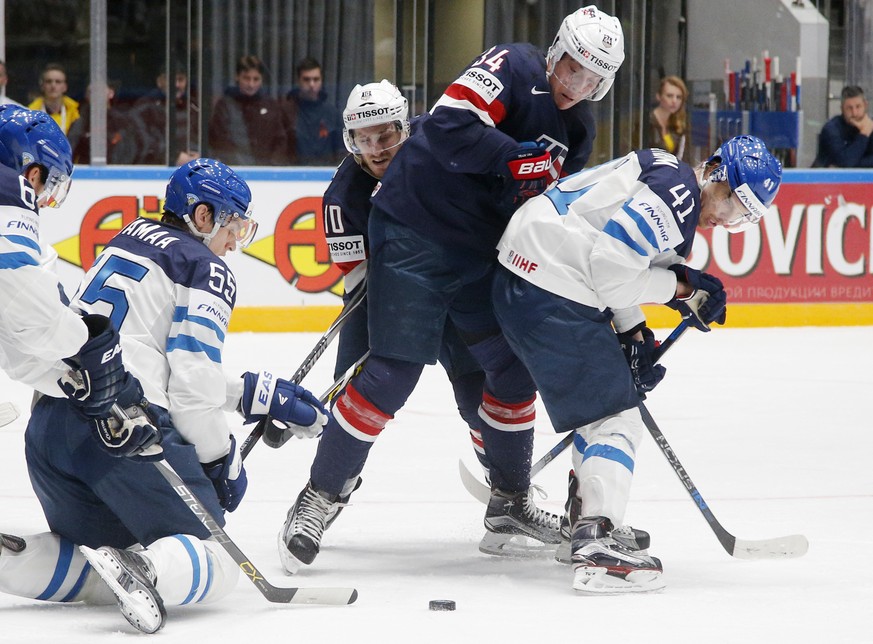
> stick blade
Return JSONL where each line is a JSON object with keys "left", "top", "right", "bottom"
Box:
{"left": 732, "top": 534, "right": 809, "bottom": 560}
{"left": 457, "top": 459, "right": 491, "bottom": 504}
{"left": 287, "top": 587, "right": 358, "bottom": 605}
{"left": 0, "top": 402, "right": 19, "bottom": 428}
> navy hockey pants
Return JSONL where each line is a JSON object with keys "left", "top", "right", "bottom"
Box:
{"left": 25, "top": 395, "right": 225, "bottom": 549}
{"left": 492, "top": 267, "right": 640, "bottom": 432}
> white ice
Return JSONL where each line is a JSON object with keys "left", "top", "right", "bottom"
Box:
{"left": 0, "top": 326, "right": 870, "bottom": 643}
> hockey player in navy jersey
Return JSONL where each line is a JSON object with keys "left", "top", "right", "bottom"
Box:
{"left": 493, "top": 135, "right": 783, "bottom": 593}
{"left": 279, "top": 6, "right": 625, "bottom": 573}
{"left": 0, "top": 159, "right": 327, "bottom": 634}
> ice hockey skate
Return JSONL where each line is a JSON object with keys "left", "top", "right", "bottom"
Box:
{"left": 570, "top": 516, "right": 665, "bottom": 595}
{"left": 279, "top": 478, "right": 360, "bottom": 574}
{"left": 479, "top": 487, "right": 562, "bottom": 558}
{"left": 555, "top": 471, "right": 650, "bottom": 564}
{"left": 80, "top": 545, "right": 166, "bottom": 634}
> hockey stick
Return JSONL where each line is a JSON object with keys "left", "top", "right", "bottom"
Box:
{"left": 240, "top": 282, "right": 367, "bottom": 459}
{"left": 459, "top": 320, "right": 691, "bottom": 503}
{"left": 638, "top": 402, "right": 809, "bottom": 560}
{"left": 0, "top": 401, "right": 20, "bottom": 428}
{"left": 111, "top": 404, "right": 359, "bottom": 604}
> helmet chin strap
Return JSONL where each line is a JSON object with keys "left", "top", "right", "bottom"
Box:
{"left": 183, "top": 211, "right": 221, "bottom": 247}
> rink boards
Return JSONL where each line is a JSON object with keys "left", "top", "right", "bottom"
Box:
{"left": 42, "top": 166, "right": 873, "bottom": 331}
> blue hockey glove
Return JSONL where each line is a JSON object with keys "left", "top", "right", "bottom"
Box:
{"left": 240, "top": 371, "right": 328, "bottom": 438}
{"left": 93, "top": 383, "right": 163, "bottom": 460}
{"left": 499, "top": 142, "right": 552, "bottom": 212}
{"left": 202, "top": 436, "right": 248, "bottom": 512}
{"left": 617, "top": 326, "right": 667, "bottom": 398}
{"left": 59, "top": 314, "right": 128, "bottom": 418}
{"left": 665, "top": 264, "right": 727, "bottom": 332}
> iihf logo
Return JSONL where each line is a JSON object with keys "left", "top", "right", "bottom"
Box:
{"left": 603, "top": 35, "right": 613, "bottom": 47}
{"left": 362, "top": 90, "right": 372, "bottom": 99}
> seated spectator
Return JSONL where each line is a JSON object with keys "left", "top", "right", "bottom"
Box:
{"left": 28, "top": 63, "right": 80, "bottom": 135}
{"left": 647, "top": 75, "right": 689, "bottom": 162}
{"left": 0, "top": 61, "right": 23, "bottom": 107}
{"left": 66, "top": 81, "right": 137, "bottom": 164}
{"left": 284, "top": 57, "right": 344, "bottom": 165}
{"left": 813, "top": 85, "right": 873, "bottom": 168}
{"left": 129, "top": 67, "right": 200, "bottom": 165}
{"left": 208, "top": 54, "right": 290, "bottom": 165}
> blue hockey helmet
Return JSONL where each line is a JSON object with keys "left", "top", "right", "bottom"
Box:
{"left": 0, "top": 106, "right": 73, "bottom": 208}
{"left": 707, "top": 135, "right": 782, "bottom": 233}
{"left": 164, "top": 158, "right": 257, "bottom": 249}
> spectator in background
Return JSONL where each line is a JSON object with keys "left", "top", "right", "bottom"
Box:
{"left": 129, "top": 67, "right": 200, "bottom": 165}
{"left": 208, "top": 55, "right": 290, "bottom": 166}
{"left": 813, "top": 85, "right": 873, "bottom": 168}
{"left": 67, "top": 81, "right": 137, "bottom": 164}
{"left": 647, "top": 75, "right": 689, "bottom": 162}
{"left": 284, "top": 57, "right": 344, "bottom": 165}
{"left": 29, "top": 63, "right": 80, "bottom": 135}
{"left": 0, "top": 61, "right": 23, "bottom": 106}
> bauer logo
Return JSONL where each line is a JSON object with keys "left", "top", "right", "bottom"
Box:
{"left": 456, "top": 68, "right": 504, "bottom": 103}
{"left": 327, "top": 235, "right": 366, "bottom": 262}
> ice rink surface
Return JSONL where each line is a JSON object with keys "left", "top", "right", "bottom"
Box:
{"left": 0, "top": 325, "right": 870, "bottom": 643}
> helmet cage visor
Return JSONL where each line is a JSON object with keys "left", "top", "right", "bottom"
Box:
{"left": 346, "top": 122, "right": 407, "bottom": 156}
{"left": 37, "top": 164, "right": 72, "bottom": 208}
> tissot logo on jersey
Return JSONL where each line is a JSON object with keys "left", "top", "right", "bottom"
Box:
{"left": 327, "top": 235, "right": 366, "bottom": 262}
{"left": 455, "top": 68, "right": 504, "bottom": 103}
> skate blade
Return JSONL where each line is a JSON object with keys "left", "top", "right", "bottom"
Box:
{"left": 479, "top": 531, "right": 558, "bottom": 559}
{"left": 572, "top": 566, "right": 666, "bottom": 595}
{"left": 277, "top": 530, "right": 305, "bottom": 575}
{"left": 79, "top": 546, "right": 165, "bottom": 634}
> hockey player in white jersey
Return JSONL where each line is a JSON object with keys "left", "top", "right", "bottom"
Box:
{"left": 0, "top": 159, "right": 328, "bottom": 634}
{"left": 493, "top": 135, "right": 782, "bottom": 593}
{"left": 0, "top": 106, "right": 146, "bottom": 422}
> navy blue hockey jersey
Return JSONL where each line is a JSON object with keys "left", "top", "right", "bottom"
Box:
{"left": 372, "top": 42, "right": 596, "bottom": 257}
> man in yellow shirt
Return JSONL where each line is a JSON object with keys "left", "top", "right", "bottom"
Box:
{"left": 29, "top": 63, "right": 79, "bottom": 135}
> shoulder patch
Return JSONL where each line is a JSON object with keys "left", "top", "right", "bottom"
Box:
{"left": 327, "top": 234, "right": 366, "bottom": 263}
{"left": 454, "top": 68, "right": 505, "bottom": 104}
{"left": 624, "top": 188, "right": 684, "bottom": 252}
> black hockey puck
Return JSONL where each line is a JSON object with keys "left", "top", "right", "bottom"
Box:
{"left": 428, "top": 599, "right": 456, "bottom": 611}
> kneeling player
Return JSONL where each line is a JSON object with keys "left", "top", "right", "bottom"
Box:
{"left": 1, "top": 159, "right": 327, "bottom": 633}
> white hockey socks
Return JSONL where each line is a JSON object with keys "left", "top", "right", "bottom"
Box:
{"left": 0, "top": 532, "right": 114, "bottom": 604}
{"left": 140, "top": 534, "right": 239, "bottom": 605}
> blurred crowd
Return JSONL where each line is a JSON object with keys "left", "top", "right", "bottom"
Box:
{"left": 1, "top": 56, "right": 347, "bottom": 167}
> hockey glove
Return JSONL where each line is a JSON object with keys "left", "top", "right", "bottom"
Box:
{"left": 59, "top": 314, "right": 128, "bottom": 418}
{"left": 202, "top": 435, "right": 248, "bottom": 512}
{"left": 93, "top": 385, "right": 163, "bottom": 460}
{"left": 240, "top": 371, "right": 328, "bottom": 438}
{"left": 498, "top": 141, "right": 552, "bottom": 212}
{"left": 617, "top": 326, "right": 667, "bottom": 398}
{"left": 665, "top": 264, "right": 727, "bottom": 332}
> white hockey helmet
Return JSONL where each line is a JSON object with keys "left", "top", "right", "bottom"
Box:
{"left": 547, "top": 6, "right": 625, "bottom": 101}
{"left": 342, "top": 80, "right": 410, "bottom": 155}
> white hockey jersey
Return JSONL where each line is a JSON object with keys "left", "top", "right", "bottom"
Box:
{"left": 71, "top": 217, "right": 242, "bottom": 463}
{"left": 496, "top": 148, "right": 701, "bottom": 332}
{"left": 0, "top": 165, "right": 87, "bottom": 395}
